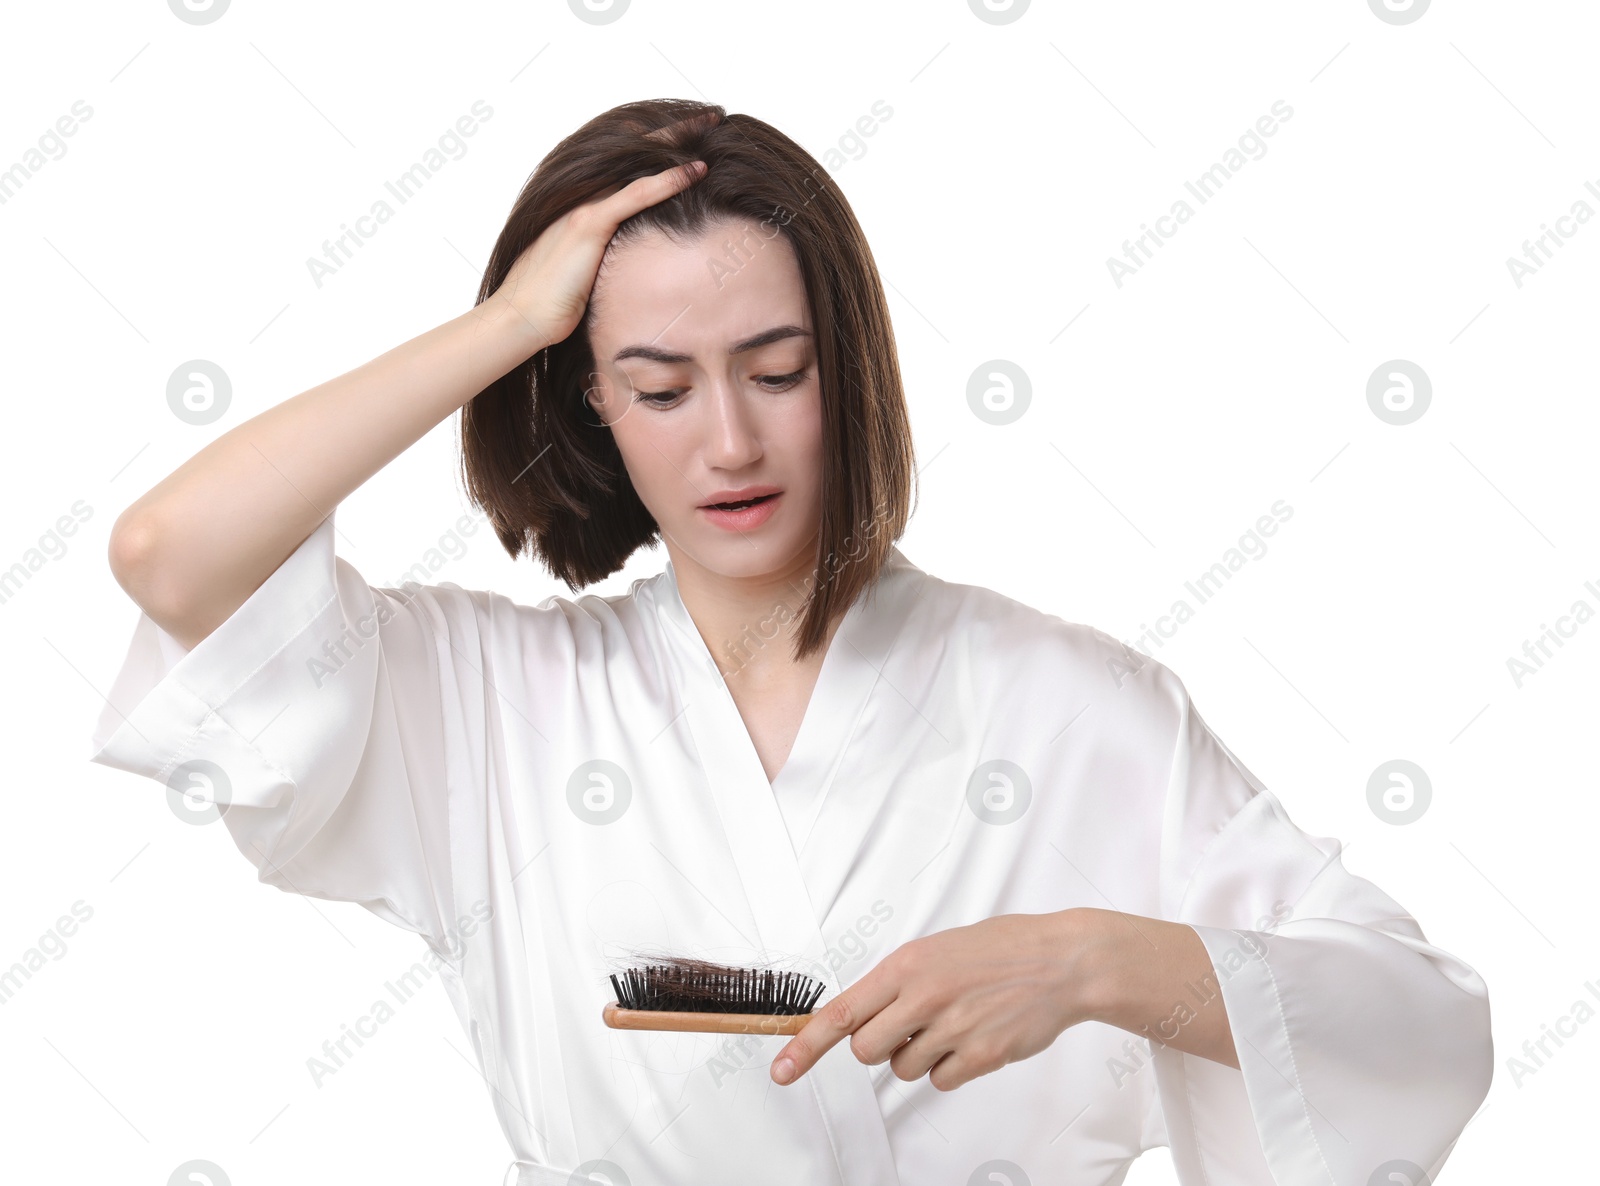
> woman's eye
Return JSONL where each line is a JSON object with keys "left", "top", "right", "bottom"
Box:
{"left": 634, "top": 389, "right": 682, "bottom": 406}
{"left": 632, "top": 369, "right": 808, "bottom": 406}
{"left": 757, "top": 369, "right": 808, "bottom": 392}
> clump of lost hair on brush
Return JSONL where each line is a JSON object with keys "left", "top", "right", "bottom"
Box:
{"left": 606, "top": 949, "right": 827, "bottom": 1015}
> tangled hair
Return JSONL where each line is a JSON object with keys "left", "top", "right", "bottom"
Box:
{"left": 458, "top": 97, "right": 916, "bottom": 662}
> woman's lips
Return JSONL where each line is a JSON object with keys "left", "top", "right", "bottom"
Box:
{"left": 699, "top": 491, "right": 781, "bottom": 530}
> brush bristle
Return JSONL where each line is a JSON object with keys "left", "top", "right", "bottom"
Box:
{"left": 609, "top": 956, "right": 826, "bottom": 1015}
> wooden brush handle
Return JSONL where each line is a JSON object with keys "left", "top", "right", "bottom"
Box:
{"left": 601, "top": 1001, "right": 814, "bottom": 1035}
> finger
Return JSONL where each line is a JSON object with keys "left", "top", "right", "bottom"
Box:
{"left": 844, "top": 998, "right": 925, "bottom": 1067}
{"left": 594, "top": 160, "right": 706, "bottom": 220}
{"left": 641, "top": 158, "right": 706, "bottom": 192}
{"left": 887, "top": 1026, "right": 955, "bottom": 1083}
{"left": 925, "top": 1048, "right": 986, "bottom": 1093}
{"left": 666, "top": 158, "right": 708, "bottom": 190}
{"left": 771, "top": 970, "right": 899, "bottom": 1085}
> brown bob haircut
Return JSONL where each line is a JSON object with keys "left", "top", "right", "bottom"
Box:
{"left": 459, "top": 97, "right": 917, "bottom": 662}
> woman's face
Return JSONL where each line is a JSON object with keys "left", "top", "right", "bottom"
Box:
{"left": 583, "top": 217, "right": 824, "bottom": 584}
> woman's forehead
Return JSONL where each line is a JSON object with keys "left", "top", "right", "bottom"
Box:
{"left": 591, "top": 225, "right": 809, "bottom": 357}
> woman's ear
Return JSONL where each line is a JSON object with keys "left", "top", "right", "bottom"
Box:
{"left": 582, "top": 371, "right": 610, "bottom": 428}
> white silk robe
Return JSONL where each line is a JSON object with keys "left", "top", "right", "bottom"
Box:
{"left": 88, "top": 511, "right": 1492, "bottom": 1185}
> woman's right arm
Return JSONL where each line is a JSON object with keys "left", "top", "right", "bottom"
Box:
{"left": 109, "top": 158, "right": 708, "bottom": 651}
{"left": 109, "top": 299, "right": 545, "bottom": 651}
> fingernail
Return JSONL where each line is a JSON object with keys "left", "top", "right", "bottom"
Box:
{"left": 773, "top": 1057, "right": 795, "bottom": 1084}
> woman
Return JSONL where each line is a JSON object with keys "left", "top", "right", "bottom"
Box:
{"left": 90, "top": 99, "right": 1492, "bottom": 1185}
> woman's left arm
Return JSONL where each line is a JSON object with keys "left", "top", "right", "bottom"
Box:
{"left": 1075, "top": 906, "right": 1240, "bottom": 1069}
{"left": 778, "top": 660, "right": 1491, "bottom": 1183}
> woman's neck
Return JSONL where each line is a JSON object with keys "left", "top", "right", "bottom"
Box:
{"left": 668, "top": 541, "right": 840, "bottom": 686}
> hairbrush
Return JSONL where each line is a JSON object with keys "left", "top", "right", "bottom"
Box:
{"left": 601, "top": 954, "right": 828, "bottom": 1035}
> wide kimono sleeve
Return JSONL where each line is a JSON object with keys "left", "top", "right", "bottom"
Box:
{"left": 1140, "top": 666, "right": 1493, "bottom": 1185}
{"left": 87, "top": 510, "right": 486, "bottom": 961}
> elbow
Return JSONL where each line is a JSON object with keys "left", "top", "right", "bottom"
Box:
{"left": 107, "top": 507, "right": 157, "bottom": 598}
{"left": 108, "top": 508, "right": 191, "bottom": 627}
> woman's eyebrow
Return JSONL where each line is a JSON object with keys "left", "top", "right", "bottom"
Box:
{"left": 612, "top": 325, "right": 812, "bottom": 364}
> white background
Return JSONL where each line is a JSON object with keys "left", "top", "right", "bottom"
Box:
{"left": 3, "top": 0, "right": 1593, "bottom": 1181}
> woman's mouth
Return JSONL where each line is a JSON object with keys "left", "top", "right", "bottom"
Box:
{"left": 699, "top": 491, "right": 782, "bottom": 530}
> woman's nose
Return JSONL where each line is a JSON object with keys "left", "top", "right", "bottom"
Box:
{"left": 701, "top": 382, "right": 762, "bottom": 466}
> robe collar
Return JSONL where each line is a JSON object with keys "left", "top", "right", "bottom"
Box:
{"left": 649, "top": 543, "right": 924, "bottom": 799}
{"left": 637, "top": 542, "right": 926, "bottom": 1184}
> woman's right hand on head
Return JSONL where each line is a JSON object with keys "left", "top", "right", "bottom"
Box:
{"left": 489, "top": 159, "right": 709, "bottom": 353}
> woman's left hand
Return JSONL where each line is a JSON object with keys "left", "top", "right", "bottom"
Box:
{"left": 770, "top": 910, "right": 1108, "bottom": 1091}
